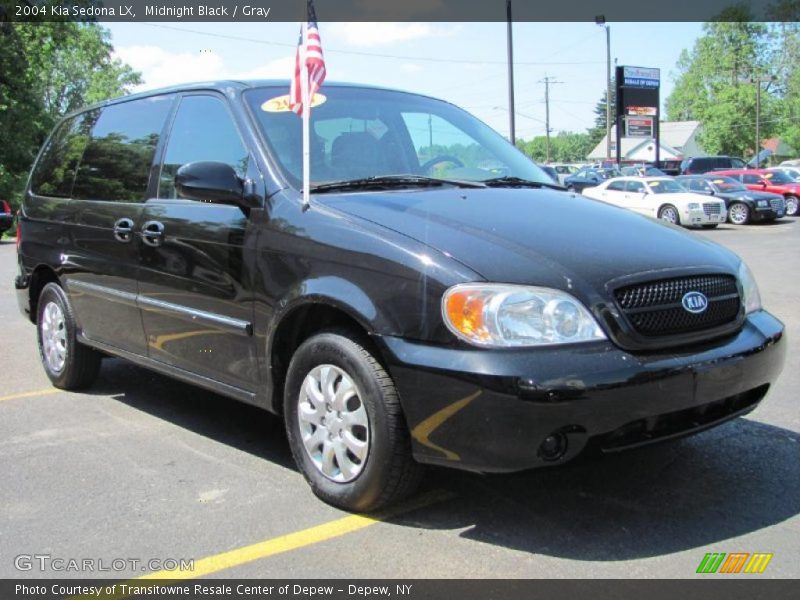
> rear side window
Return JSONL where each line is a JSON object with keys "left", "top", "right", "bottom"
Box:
{"left": 30, "top": 114, "right": 92, "bottom": 198}
{"left": 158, "top": 95, "right": 249, "bottom": 199}
{"left": 72, "top": 96, "right": 173, "bottom": 202}
{"left": 742, "top": 173, "right": 762, "bottom": 184}
{"left": 625, "top": 180, "right": 645, "bottom": 193}
{"left": 607, "top": 181, "right": 626, "bottom": 191}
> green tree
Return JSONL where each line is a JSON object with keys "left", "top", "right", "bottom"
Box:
{"left": 587, "top": 82, "right": 616, "bottom": 147}
{"left": 769, "top": 2, "right": 800, "bottom": 157}
{"left": 665, "top": 4, "right": 776, "bottom": 157}
{"left": 0, "top": 19, "right": 141, "bottom": 207}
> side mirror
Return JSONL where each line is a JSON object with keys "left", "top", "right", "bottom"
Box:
{"left": 176, "top": 161, "right": 249, "bottom": 206}
{"left": 760, "top": 181, "right": 768, "bottom": 188}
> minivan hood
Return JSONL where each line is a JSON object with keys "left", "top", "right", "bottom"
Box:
{"left": 315, "top": 187, "right": 740, "bottom": 294}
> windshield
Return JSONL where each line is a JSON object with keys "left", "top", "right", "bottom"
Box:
{"left": 764, "top": 170, "right": 794, "bottom": 184}
{"left": 708, "top": 176, "right": 746, "bottom": 192}
{"left": 646, "top": 179, "right": 686, "bottom": 194}
{"left": 244, "top": 86, "right": 553, "bottom": 189}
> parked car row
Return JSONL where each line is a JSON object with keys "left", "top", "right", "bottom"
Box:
{"left": 581, "top": 170, "right": 793, "bottom": 227}
{"left": 582, "top": 177, "right": 728, "bottom": 228}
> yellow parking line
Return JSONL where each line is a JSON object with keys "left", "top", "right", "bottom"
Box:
{"left": 0, "top": 388, "right": 60, "bottom": 403}
{"left": 142, "top": 488, "right": 453, "bottom": 580}
{"left": 72, "top": 489, "right": 454, "bottom": 600}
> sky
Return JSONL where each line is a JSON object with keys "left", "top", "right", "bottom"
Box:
{"left": 105, "top": 21, "right": 705, "bottom": 141}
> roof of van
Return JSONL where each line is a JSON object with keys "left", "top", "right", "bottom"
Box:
{"left": 69, "top": 80, "right": 430, "bottom": 115}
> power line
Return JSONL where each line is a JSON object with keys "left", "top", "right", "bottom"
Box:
{"left": 140, "top": 23, "right": 606, "bottom": 67}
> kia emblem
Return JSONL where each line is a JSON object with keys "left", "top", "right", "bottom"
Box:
{"left": 682, "top": 291, "right": 709, "bottom": 314}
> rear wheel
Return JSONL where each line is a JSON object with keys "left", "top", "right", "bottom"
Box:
{"left": 284, "top": 331, "right": 423, "bottom": 512}
{"left": 658, "top": 204, "right": 680, "bottom": 225}
{"left": 37, "top": 283, "right": 101, "bottom": 390}
{"left": 728, "top": 202, "right": 750, "bottom": 225}
{"left": 785, "top": 195, "right": 799, "bottom": 217}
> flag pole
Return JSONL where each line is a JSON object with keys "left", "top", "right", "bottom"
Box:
{"left": 301, "top": 22, "right": 311, "bottom": 209}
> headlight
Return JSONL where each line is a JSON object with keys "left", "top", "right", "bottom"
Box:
{"left": 738, "top": 261, "right": 762, "bottom": 314}
{"left": 442, "top": 284, "right": 606, "bottom": 347}
{"left": 688, "top": 203, "right": 700, "bottom": 209}
{"left": 757, "top": 200, "right": 768, "bottom": 207}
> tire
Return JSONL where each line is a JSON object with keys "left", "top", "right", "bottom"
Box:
{"left": 658, "top": 204, "right": 681, "bottom": 225}
{"left": 785, "top": 195, "right": 799, "bottom": 217}
{"left": 284, "top": 331, "right": 423, "bottom": 512}
{"left": 36, "top": 283, "right": 101, "bottom": 390}
{"left": 567, "top": 185, "right": 576, "bottom": 192}
{"left": 727, "top": 202, "right": 750, "bottom": 225}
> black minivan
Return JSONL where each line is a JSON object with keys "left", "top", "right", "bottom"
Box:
{"left": 16, "top": 81, "right": 786, "bottom": 511}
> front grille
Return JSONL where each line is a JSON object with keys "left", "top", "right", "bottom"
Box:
{"left": 703, "top": 202, "right": 721, "bottom": 215}
{"left": 614, "top": 274, "right": 740, "bottom": 337}
{"left": 770, "top": 198, "right": 784, "bottom": 212}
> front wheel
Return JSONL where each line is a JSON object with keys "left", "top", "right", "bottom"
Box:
{"left": 785, "top": 195, "right": 799, "bottom": 217}
{"left": 658, "top": 204, "right": 681, "bottom": 225}
{"left": 37, "top": 283, "right": 101, "bottom": 390}
{"left": 728, "top": 202, "right": 750, "bottom": 225}
{"left": 284, "top": 331, "right": 423, "bottom": 512}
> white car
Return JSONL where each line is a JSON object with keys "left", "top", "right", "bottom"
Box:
{"left": 582, "top": 177, "right": 727, "bottom": 228}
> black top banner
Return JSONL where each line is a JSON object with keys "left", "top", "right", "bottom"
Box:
{"left": 3, "top": 0, "right": 799, "bottom": 22}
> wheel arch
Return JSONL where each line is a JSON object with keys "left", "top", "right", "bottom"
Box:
{"left": 266, "top": 288, "right": 389, "bottom": 415}
{"left": 27, "top": 264, "right": 61, "bottom": 324}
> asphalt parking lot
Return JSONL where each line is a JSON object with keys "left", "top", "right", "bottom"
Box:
{"left": 1, "top": 218, "right": 798, "bottom": 580}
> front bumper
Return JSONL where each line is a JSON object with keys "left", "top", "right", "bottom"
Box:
{"left": 753, "top": 206, "right": 785, "bottom": 220}
{"left": 378, "top": 310, "right": 785, "bottom": 472}
{"left": 684, "top": 208, "right": 726, "bottom": 226}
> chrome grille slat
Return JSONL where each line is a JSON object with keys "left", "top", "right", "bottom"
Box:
{"left": 703, "top": 203, "right": 721, "bottom": 215}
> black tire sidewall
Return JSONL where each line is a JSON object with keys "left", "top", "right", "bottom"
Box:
{"left": 284, "top": 333, "right": 399, "bottom": 512}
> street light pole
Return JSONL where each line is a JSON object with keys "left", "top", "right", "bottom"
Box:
{"left": 506, "top": 0, "right": 516, "bottom": 146}
{"left": 596, "top": 16, "right": 611, "bottom": 162}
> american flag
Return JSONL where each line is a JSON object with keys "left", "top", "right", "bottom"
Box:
{"left": 289, "top": 1, "right": 326, "bottom": 116}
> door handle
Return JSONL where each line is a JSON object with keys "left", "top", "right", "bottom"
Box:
{"left": 141, "top": 220, "right": 165, "bottom": 247}
{"left": 113, "top": 218, "right": 135, "bottom": 243}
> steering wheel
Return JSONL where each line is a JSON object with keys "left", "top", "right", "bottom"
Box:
{"left": 421, "top": 155, "right": 464, "bottom": 173}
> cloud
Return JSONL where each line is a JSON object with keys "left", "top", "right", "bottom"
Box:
{"left": 114, "top": 46, "right": 296, "bottom": 91}
{"left": 328, "top": 22, "right": 440, "bottom": 47}
{"left": 401, "top": 63, "right": 423, "bottom": 73}
{"left": 235, "top": 55, "right": 296, "bottom": 80}
{"left": 114, "top": 45, "right": 225, "bottom": 90}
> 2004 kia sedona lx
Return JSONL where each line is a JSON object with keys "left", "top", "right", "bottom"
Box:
{"left": 15, "top": 82, "right": 786, "bottom": 511}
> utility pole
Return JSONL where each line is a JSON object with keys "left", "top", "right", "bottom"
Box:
{"left": 751, "top": 73, "right": 776, "bottom": 167}
{"left": 506, "top": 0, "right": 516, "bottom": 145}
{"left": 540, "top": 76, "right": 562, "bottom": 163}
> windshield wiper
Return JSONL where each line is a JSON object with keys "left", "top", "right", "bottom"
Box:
{"left": 311, "top": 174, "right": 486, "bottom": 193}
{"left": 481, "top": 176, "right": 565, "bottom": 190}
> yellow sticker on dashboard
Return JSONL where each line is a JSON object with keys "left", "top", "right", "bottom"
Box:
{"left": 261, "top": 93, "right": 327, "bottom": 112}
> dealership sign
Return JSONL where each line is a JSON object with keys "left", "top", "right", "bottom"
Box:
{"left": 626, "top": 117, "right": 654, "bottom": 138}
{"left": 623, "top": 66, "right": 661, "bottom": 89}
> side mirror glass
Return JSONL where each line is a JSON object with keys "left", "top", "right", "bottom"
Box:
{"left": 175, "top": 161, "right": 249, "bottom": 207}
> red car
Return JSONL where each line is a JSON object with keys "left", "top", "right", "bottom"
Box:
{"left": 1, "top": 200, "right": 15, "bottom": 237}
{"left": 714, "top": 169, "right": 800, "bottom": 217}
